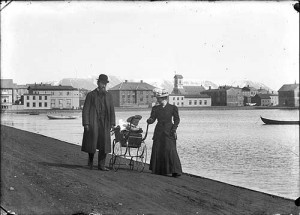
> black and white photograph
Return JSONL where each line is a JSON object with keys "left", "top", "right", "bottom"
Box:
{"left": 1, "top": 1, "right": 299, "bottom": 214}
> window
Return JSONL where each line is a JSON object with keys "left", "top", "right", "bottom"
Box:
{"left": 44, "top": 102, "right": 47, "bottom": 107}
{"left": 177, "top": 97, "right": 179, "bottom": 100}
{"left": 39, "top": 102, "right": 42, "bottom": 107}
{"left": 204, "top": 100, "right": 207, "bottom": 105}
{"left": 27, "top": 102, "right": 30, "bottom": 107}
{"left": 51, "top": 99, "right": 55, "bottom": 107}
{"left": 194, "top": 100, "right": 197, "bottom": 105}
{"left": 45, "top": 96, "right": 47, "bottom": 100}
{"left": 67, "top": 92, "right": 70, "bottom": 95}
{"left": 181, "top": 102, "right": 184, "bottom": 106}
{"left": 181, "top": 97, "right": 183, "bottom": 100}
{"left": 199, "top": 100, "right": 202, "bottom": 105}
{"left": 27, "top": 96, "right": 29, "bottom": 100}
{"left": 59, "top": 92, "right": 63, "bottom": 96}
{"left": 33, "top": 96, "right": 35, "bottom": 100}
{"left": 39, "top": 96, "right": 42, "bottom": 100}
{"left": 173, "top": 97, "right": 175, "bottom": 100}
{"left": 33, "top": 103, "right": 36, "bottom": 107}
{"left": 189, "top": 100, "right": 192, "bottom": 105}
{"left": 177, "top": 102, "right": 179, "bottom": 105}
{"left": 66, "top": 99, "right": 71, "bottom": 107}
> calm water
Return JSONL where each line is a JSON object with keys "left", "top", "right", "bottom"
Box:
{"left": 1, "top": 109, "right": 299, "bottom": 199}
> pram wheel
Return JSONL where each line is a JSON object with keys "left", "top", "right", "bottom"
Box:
{"left": 135, "top": 141, "right": 147, "bottom": 172}
{"left": 111, "top": 140, "right": 122, "bottom": 171}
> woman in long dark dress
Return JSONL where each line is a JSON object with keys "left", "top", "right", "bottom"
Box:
{"left": 147, "top": 89, "right": 182, "bottom": 177}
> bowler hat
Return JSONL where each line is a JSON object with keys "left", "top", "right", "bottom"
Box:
{"left": 97, "top": 74, "right": 109, "bottom": 83}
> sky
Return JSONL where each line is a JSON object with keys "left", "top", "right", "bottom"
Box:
{"left": 1, "top": 1, "right": 299, "bottom": 90}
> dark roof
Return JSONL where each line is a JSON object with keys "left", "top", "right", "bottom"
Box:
{"left": 171, "top": 86, "right": 206, "bottom": 95}
{"left": 171, "top": 88, "right": 186, "bottom": 95}
{"left": 28, "top": 84, "right": 77, "bottom": 91}
{"left": 0, "top": 79, "right": 14, "bottom": 88}
{"left": 174, "top": 74, "right": 183, "bottom": 79}
{"left": 109, "top": 81, "right": 155, "bottom": 91}
{"left": 278, "top": 84, "right": 299, "bottom": 92}
{"left": 183, "top": 86, "right": 206, "bottom": 94}
{"left": 184, "top": 94, "right": 210, "bottom": 98}
{"left": 242, "top": 87, "right": 250, "bottom": 91}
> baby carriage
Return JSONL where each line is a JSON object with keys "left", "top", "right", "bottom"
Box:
{"left": 110, "top": 115, "right": 149, "bottom": 172}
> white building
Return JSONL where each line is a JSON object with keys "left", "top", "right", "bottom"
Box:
{"left": 26, "top": 84, "right": 80, "bottom": 109}
{"left": 169, "top": 75, "right": 212, "bottom": 107}
{"left": 23, "top": 94, "right": 51, "bottom": 110}
{"left": 1, "top": 79, "right": 14, "bottom": 110}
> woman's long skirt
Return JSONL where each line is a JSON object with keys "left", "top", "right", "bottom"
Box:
{"left": 149, "top": 134, "right": 182, "bottom": 175}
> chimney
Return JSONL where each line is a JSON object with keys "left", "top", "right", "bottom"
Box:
{"left": 140, "top": 80, "right": 143, "bottom": 83}
{"left": 247, "top": 85, "right": 249, "bottom": 87}
{"left": 209, "top": 86, "right": 211, "bottom": 90}
{"left": 125, "top": 80, "right": 128, "bottom": 83}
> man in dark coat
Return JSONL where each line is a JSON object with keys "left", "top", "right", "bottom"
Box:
{"left": 81, "top": 74, "right": 116, "bottom": 171}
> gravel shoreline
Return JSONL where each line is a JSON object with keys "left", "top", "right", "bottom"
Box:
{"left": 1, "top": 125, "right": 299, "bottom": 215}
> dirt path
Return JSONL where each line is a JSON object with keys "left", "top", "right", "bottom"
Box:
{"left": 1, "top": 125, "right": 299, "bottom": 215}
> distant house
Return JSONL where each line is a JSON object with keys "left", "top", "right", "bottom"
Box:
{"left": 201, "top": 85, "right": 243, "bottom": 106}
{"left": 108, "top": 80, "right": 156, "bottom": 107}
{"left": 257, "top": 87, "right": 269, "bottom": 94}
{"left": 170, "top": 75, "right": 211, "bottom": 107}
{"left": 266, "top": 92, "right": 279, "bottom": 106}
{"left": 226, "top": 87, "right": 244, "bottom": 106}
{"left": 278, "top": 84, "right": 299, "bottom": 107}
{"left": 171, "top": 75, "right": 206, "bottom": 95}
{"left": 251, "top": 94, "right": 271, "bottom": 106}
{"left": 169, "top": 94, "right": 211, "bottom": 107}
{"left": 201, "top": 87, "right": 227, "bottom": 106}
{"left": 13, "top": 84, "right": 29, "bottom": 104}
{"left": 242, "top": 85, "right": 258, "bottom": 104}
{"left": 1, "top": 79, "right": 14, "bottom": 110}
{"left": 25, "top": 83, "right": 80, "bottom": 109}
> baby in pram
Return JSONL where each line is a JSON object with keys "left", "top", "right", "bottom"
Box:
{"left": 114, "top": 115, "right": 143, "bottom": 147}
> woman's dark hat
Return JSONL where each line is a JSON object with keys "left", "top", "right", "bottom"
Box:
{"left": 97, "top": 74, "right": 109, "bottom": 83}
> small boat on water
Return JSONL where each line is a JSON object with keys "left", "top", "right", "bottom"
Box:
{"left": 260, "top": 116, "right": 299, "bottom": 125}
{"left": 29, "top": 112, "right": 39, "bottom": 115}
{"left": 47, "top": 115, "right": 78, "bottom": 120}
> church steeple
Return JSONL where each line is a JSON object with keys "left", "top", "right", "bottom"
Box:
{"left": 173, "top": 74, "right": 183, "bottom": 94}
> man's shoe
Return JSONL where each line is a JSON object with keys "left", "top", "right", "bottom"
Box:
{"left": 88, "top": 161, "right": 93, "bottom": 170}
{"left": 98, "top": 167, "right": 110, "bottom": 171}
{"left": 172, "top": 173, "right": 181, "bottom": 178}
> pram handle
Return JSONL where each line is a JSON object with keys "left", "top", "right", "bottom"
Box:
{"left": 142, "top": 123, "right": 149, "bottom": 141}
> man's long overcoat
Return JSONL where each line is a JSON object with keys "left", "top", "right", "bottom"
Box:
{"left": 81, "top": 89, "right": 115, "bottom": 153}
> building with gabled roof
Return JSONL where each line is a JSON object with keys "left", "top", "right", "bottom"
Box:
{"left": 251, "top": 94, "right": 271, "bottom": 106}
{"left": 278, "top": 84, "right": 299, "bottom": 107}
{"left": 108, "top": 80, "right": 156, "bottom": 107}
